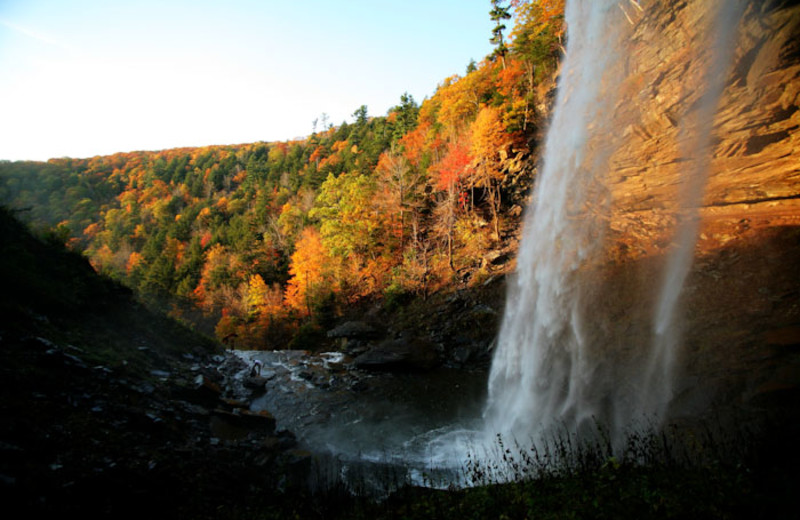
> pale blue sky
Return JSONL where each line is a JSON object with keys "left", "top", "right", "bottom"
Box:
{"left": 0, "top": 0, "right": 496, "bottom": 161}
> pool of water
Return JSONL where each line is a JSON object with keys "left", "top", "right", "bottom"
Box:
{"left": 234, "top": 350, "right": 489, "bottom": 490}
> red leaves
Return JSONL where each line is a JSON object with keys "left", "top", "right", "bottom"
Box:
{"left": 435, "top": 138, "right": 473, "bottom": 192}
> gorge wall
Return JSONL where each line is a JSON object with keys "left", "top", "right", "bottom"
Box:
{"left": 595, "top": 0, "right": 800, "bottom": 425}
{"left": 606, "top": 0, "right": 799, "bottom": 251}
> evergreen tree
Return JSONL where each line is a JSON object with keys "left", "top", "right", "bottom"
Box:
{"left": 490, "top": 0, "right": 512, "bottom": 68}
{"left": 391, "top": 93, "right": 419, "bottom": 143}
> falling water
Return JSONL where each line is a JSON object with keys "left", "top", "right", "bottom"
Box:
{"left": 483, "top": 0, "right": 745, "bottom": 447}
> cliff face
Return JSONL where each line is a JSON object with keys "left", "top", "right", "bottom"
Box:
{"left": 589, "top": 1, "right": 800, "bottom": 422}
{"left": 599, "top": 0, "right": 799, "bottom": 255}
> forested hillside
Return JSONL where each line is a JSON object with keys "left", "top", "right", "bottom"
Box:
{"left": 0, "top": 1, "right": 565, "bottom": 347}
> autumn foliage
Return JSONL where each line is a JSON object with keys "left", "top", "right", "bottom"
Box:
{"left": 0, "top": 1, "right": 564, "bottom": 348}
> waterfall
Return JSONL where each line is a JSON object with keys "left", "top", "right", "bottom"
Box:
{"left": 483, "top": 0, "right": 745, "bottom": 447}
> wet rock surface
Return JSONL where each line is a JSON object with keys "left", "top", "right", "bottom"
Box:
{"left": 220, "top": 349, "right": 487, "bottom": 475}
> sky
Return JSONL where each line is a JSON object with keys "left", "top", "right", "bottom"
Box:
{"left": 0, "top": 0, "right": 496, "bottom": 162}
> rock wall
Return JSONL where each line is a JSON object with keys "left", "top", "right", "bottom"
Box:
{"left": 591, "top": 0, "right": 800, "bottom": 423}
{"left": 605, "top": 0, "right": 799, "bottom": 257}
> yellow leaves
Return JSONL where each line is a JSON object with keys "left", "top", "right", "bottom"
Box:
{"left": 214, "top": 313, "right": 238, "bottom": 342}
{"left": 470, "top": 105, "right": 509, "bottom": 175}
{"left": 150, "top": 197, "right": 172, "bottom": 222}
{"left": 118, "top": 190, "right": 138, "bottom": 213}
{"left": 433, "top": 66, "right": 494, "bottom": 137}
{"left": 246, "top": 274, "right": 285, "bottom": 321}
{"left": 205, "top": 243, "right": 229, "bottom": 271}
{"left": 246, "top": 274, "right": 269, "bottom": 312}
{"left": 312, "top": 172, "right": 381, "bottom": 258}
{"left": 267, "top": 144, "right": 287, "bottom": 164}
{"left": 468, "top": 105, "right": 514, "bottom": 240}
{"left": 194, "top": 243, "right": 247, "bottom": 311}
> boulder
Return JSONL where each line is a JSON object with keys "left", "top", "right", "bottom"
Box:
{"left": 327, "top": 321, "right": 379, "bottom": 340}
{"left": 353, "top": 338, "right": 438, "bottom": 372}
{"left": 243, "top": 375, "right": 269, "bottom": 394}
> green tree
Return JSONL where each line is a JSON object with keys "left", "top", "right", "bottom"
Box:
{"left": 490, "top": 0, "right": 512, "bottom": 68}
{"left": 390, "top": 93, "right": 419, "bottom": 143}
{"left": 310, "top": 172, "right": 381, "bottom": 259}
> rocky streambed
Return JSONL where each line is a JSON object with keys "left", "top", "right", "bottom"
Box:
{"left": 218, "top": 343, "right": 490, "bottom": 491}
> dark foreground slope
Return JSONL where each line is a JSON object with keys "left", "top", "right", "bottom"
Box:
{"left": 0, "top": 207, "right": 306, "bottom": 518}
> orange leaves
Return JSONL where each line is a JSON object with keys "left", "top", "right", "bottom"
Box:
{"left": 375, "top": 150, "right": 406, "bottom": 179}
{"left": 496, "top": 58, "right": 526, "bottom": 99}
{"left": 134, "top": 224, "right": 146, "bottom": 240}
{"left": 318, "top": 152, "right": 341, "bottom": 171}
{"left": 398, "top": 121, "right": 431, "bottom": 168}
{"left": 126, "top": 251, "right": 143, "bottom": 273}
{"left": 331, "top": 140, "right": 350, "bottom": 153}
{"left": 284, "top": 227, "right": 332, "bottom": 315}
{"left": 511, "top": 0, "right": 565, "bottom": 42}
{"left": 83, "top": 222, "right": 102, "bottom": 239}
{"left": 309, "top": 145, "right": 327, "bottom": 165}
{"left": 232, "top": 169, "right": 247, "bottom": 184}
{"left": 200, "top": 230, "right": 213, "bottom": 248}
{"left": 511, "top": 0, "right": 564, "bottom": 27}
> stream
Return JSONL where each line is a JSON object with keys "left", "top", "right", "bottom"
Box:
{"left": 229, "top": 350, "right": 489, "bottom": 491}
